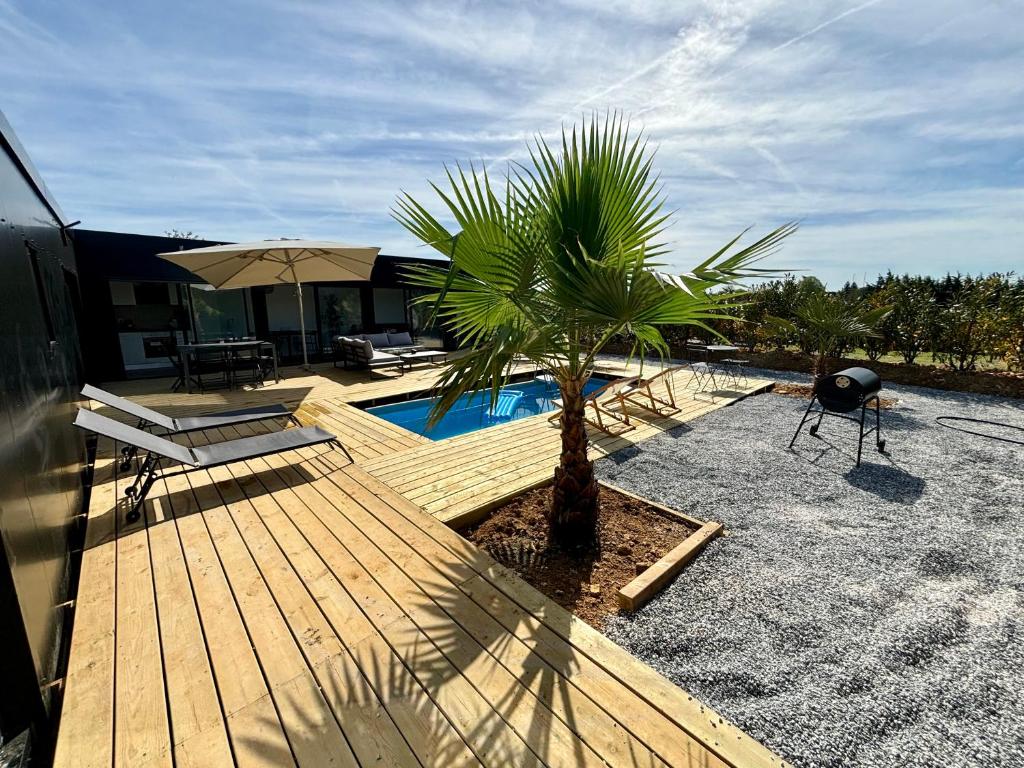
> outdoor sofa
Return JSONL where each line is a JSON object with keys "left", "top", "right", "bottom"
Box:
{"left": 332, "top": 331, "right": 423, "bottom": 373}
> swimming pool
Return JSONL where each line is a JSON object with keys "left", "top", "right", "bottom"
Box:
{"left": 366, "top": 376, "right": 612, "bottom": 440}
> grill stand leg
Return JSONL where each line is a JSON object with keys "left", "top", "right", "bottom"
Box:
{"left": 788, "top": 395, "right": 819, "bottom": 449}
{"left": 856, "top": 396, "right": 886, "bottom": 465}
{"left": 810, "top": 407, "right": 826, "bottom": 436}
{"left": 874, "top": 396, "right": 886, "bottom": 453}
{"left": 856, "top": 402, "right": 867, "bottom": 466}
{"left": 124, "top": 454, "right": 161, "bottom": 524}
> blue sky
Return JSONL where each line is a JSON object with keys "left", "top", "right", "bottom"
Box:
{"left": 1, "top": 0, "right": 1021, "bottom": 286}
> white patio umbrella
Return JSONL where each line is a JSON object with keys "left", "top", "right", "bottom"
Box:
{"left": 159, "top": 239, "right": 380, "bottom": 368}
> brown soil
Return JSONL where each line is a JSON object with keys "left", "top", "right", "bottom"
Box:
{"left": 463, "top": 484, "right": 698, "bottom": 629}
{"left": 772, "top": 382, "right": 899, "bottom": 409}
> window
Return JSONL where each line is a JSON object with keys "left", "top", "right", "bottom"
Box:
{"left": 373, "top": 287, "right": 407, "bottom": 326}
{"left": 189, "top": 285, "right": 251, "bottom": 341}
{"left": 317, "top": 286, "right": 362, "bottom": 345}
{"left": 110, "top": 281, "right": 188, "bottom": 333}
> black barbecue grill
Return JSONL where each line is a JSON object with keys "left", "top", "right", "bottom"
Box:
{"left": 788, "top": 366, "right": 887, "bottom": 465}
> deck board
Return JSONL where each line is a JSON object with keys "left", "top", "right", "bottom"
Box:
{"left": 360, "top": 371, "right": 771, "bottom": 526}
{"left": 57, "top": 361, "right": 785, "bottom": 768}
{"left": 51, "top": 455, "right": 117, "bottom": 768}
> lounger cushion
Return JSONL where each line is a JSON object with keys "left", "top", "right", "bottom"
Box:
{"left": 364, "top": 333, "right": 391, "bottom": 349}
{"left": 81, "top": 383, "right": 177, "bottom": 431}
{"left": 387, "top": 331, "right": 414, "bottom": 347}
{"left": 74, "top": 408, "right": 196, "bottom": 465}
{"left": 191, "top": 425, "right": 335, "bottom": 466}
{"left": 174, "top": 403, "right": 292, "bottom": 432}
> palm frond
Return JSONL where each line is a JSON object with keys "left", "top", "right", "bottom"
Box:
{"left": 393, "top": 112, "right": 797, "bottom": 423}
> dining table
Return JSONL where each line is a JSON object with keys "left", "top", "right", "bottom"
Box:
{"left": 178, "top": 340, "right": 280, "bottom": 394}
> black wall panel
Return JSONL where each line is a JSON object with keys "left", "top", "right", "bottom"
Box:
{"left": 0, "top": 138, "right": 84, "bottom": 743}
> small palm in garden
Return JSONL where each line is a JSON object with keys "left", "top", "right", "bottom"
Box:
{"left": 771, "top": 292, "right": 891, "bottom": 380}
{"left": 394, "top": 114, "right": 795, "bottom": 546}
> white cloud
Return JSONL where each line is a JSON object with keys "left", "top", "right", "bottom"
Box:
{"left": 0, "top": 0, "right": 1020, "bottom": 284}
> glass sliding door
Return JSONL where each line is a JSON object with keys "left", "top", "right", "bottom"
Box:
{"left": 317, "top": 286, "right": 362, "bottom": 346}
{"left": 408, "top": 288, "right": 444, "bottom": 348}
{"left": 188, "top": 285, "right": 252, "bottom": 341}
{"left": 264, "top": 284, "right": 318, "bottom": 361}
{"left": 112, "top": 281, "right": 192, "bottom": 374}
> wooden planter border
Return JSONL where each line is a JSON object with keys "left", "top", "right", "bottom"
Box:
{"left": 598, "top": 480, "right": 724, "bottom": 612}
{"left": 458, "top": 477, "right": 724, "bottom": 613}
{"left": 616, "top": 520, "right": 722, "bottom": 611}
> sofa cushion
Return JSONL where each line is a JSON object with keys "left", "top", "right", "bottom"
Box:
{"left": 387, "top": 331, "right": 414, "bottom": 347}
{"left": 341, "top": 338, "right": 370, "bottom": 361}
{"left": 365, "top": 333, "right": 391, "bottom": 349}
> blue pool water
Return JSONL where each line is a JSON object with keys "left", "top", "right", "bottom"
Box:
{"left": 367, "top": 376, "right": 612, "bottom": 440}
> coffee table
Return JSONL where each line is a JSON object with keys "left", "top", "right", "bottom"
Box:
{"left": 399, "top": 350, "right": 448, "bottom": 371}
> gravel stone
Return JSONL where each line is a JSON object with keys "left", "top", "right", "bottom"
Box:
{"left": 595, "top": 367, "right": 1024, "bottom": 768}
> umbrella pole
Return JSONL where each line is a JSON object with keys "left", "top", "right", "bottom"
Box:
{"left": 296, "top": 280, "right": 310, "bottom": 369}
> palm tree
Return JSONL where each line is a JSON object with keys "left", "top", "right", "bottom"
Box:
{"left": 394, "top": 114, "right": 796, "bottom": 546}
{"left": 770, "top": 291, "right": 891, "bottom": 380}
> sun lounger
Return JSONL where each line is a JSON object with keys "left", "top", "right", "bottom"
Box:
{"left": 81, "top": 383, "right": 301, "bottom": 469}
{"left": 487, "top": 390, "right": 524, "bottom": 420}
{"left": 82, "top": 384, "right": 296, "bottom": 432}
{"left": 547, "top": 377, "right": 637, "bottom": 436}
{"left": 616, "top": 366, "right": 685, "bottom": 416}
{"left": 75, "top": 407, "right": 339, "bottom": 523}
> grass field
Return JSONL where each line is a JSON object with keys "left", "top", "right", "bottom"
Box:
{"left": 838, "top": 348, "right": 1009, "bottom": 371}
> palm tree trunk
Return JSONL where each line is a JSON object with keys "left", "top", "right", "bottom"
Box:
{"left": 549, "top": 379, "right": 599, "bottom": 546}
{"left": 812, "top": 352, "right": 824, "bottom": 381}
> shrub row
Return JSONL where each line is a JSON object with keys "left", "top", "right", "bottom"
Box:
{"left": 683, "top": 273, "right": 1024, "bottom": 373}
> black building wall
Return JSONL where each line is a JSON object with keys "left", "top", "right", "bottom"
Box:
{"left": 73, "top": 229, "right": 446, "bottom": 381}
{"left": 73, "top": 229, "right": 225, "bottom": 383}
{"left": 0, "top": 112, "right": 84, "bottom": 751}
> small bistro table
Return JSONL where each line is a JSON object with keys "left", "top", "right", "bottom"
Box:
{"left": 178, "top": 340, "right": 280, "bottom": 394}
{"left": 398, "top": 349, "right": 448, "bottom": 372}
{"left": 704, "top": 344, "right": 740, "bottom": 357}
{"left": 703, "top": 344, "right": 748, "bottom": 388}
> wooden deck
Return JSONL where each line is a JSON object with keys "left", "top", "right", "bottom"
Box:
{"left": 56, "top": 361, "right": 784, "bottom": 768}
{"left": 360, "top": 372, "right": 771, "bottom": 527}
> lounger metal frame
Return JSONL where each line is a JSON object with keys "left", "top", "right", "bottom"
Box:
{"left": 79, "top": 384, "right": 342, "bottom": 469}
{"left": 75, "top": 408, "right": 343, "bottom": 523}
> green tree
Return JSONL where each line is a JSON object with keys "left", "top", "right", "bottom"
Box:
{"left": 880, "top": 276, "right": 936, "bottom": 364}
{"left": 995, "top": 279, "right": 1024, "bottom": 370}
{"left": 770, "top": 292, "right": 890, "bottom": 379}
{"left": 394, "top": 115, "right": 795, "bottom": 545}
{"left": 934, "top": 275, "right": 1005, "bottom": 371}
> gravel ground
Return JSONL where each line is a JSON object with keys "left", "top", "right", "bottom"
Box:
{"left": 596, "top": 368, "right": 1024, "bottom": 768}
